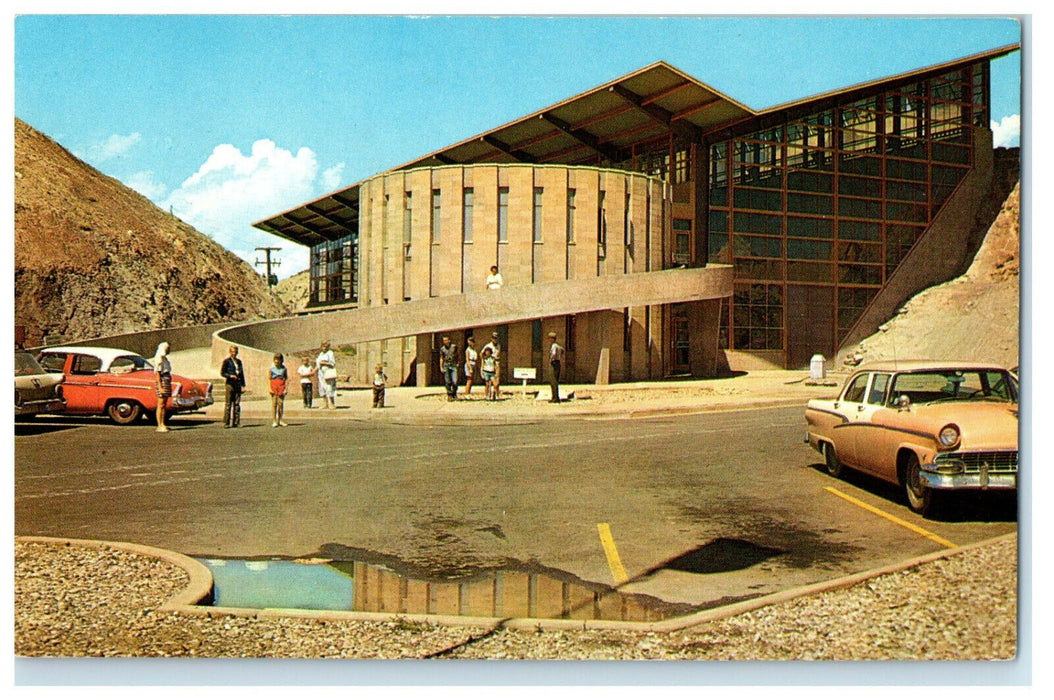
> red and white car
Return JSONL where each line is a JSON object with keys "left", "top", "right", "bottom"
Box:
{"left": 36, "top": 346, "right": 213, "bottom": 425}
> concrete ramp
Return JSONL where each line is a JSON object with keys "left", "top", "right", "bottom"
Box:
{"left": 214, "top": 265, "right": 733, "bottom": 395}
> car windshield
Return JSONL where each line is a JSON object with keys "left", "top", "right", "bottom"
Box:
{"left": 890, "top": 369, "right": 1017, "bottom": 404}
{"left": 109, "top": 355, "right": 153, "bottom": 373}
{"left": 15, "top": 352, "right": 46, "bottom": 376}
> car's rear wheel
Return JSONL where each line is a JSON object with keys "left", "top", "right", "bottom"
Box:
{"left": 106, "top": 400, "right": 143, "bottom": 425}
{"left": 904, "top": 453, "right": 934, "bottom": 516}
{"left": 823, "top": 442, "right": 842, "bottom": 478}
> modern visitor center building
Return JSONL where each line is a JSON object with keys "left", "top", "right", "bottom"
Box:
{"left": 251, "top": 44, "right": 1019, "bottom": 388}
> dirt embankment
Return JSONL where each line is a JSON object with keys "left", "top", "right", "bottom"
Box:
{"left": 275, "top": 269, "right": 311, "bottom": 312}
{"left": 14, "top": 118, "right": 290, "bottom": 346}
{"left": 845, "top": 181, "right": 1020, "bottom": 369}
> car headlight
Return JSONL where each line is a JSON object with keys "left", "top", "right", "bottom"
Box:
{"left": 54, "top": 385, "right": 63, "bottom": 399}
{"left": 938, "top": 423, "right": 961, "bottom": 447}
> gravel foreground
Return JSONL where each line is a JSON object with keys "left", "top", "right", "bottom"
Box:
{"left": 15, "top": 536, "right": 1017, "bottom": 661}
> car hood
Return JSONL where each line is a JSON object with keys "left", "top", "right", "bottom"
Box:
{"left": 909, "top": 401, "right": 1019, "bottom": 450}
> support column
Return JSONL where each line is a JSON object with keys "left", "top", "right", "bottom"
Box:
{"left": 687, "top": 298, "right": 722, "bottom": 378}
{"left": 415, "top": 333, "right": 432, "bottom": 387}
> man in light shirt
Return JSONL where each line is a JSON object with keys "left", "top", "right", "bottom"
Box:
{"left": 547, "top": 331, "right": 565, "bottom": 403}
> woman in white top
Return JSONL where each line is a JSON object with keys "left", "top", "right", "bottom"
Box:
{"left": 316, "top": 341, "right": 337, "bottom": 409}
{"left": 153, "top": 341, "right": 172, "bottom": 432}
{"left": 485, "top": 265, "right": 504, "bottom": 290}
{"left": 463, "top": 336, "right": 478, "bottom": 395}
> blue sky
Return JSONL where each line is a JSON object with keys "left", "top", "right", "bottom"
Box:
{"left": 14, "top": 13, "right": 1023, "bottom": 278}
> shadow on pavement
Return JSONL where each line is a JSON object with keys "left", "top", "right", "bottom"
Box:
{"left": 810, "top": 461, "right": 1018, "bottom": 524}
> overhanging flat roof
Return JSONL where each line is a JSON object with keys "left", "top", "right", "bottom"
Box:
{"left": 255, "top": 44, "right": 1019, "bottom": 247}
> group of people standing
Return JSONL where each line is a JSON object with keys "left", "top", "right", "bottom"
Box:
{"left": 440, "top": 331, "right": 504, "bottom": 402}
{"left": 218, "top": 340, "right": 345, "bottom": 429}
{"left": 438, "top": 329, "right": 564, "bottom": 403}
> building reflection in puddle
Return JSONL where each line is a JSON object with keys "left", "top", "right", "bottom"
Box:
{"left": 200, "top": 558, "right": 694, "bottom": 622}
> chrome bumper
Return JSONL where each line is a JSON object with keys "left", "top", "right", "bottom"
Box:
{"left": 172, "top": 395, "right": 214, "bottom": 409}
{"left": 920, "top": 464, "right": 1017, "bottom": 491}
{"left": 15, "top": 398, "right": 66, "bottom": 415}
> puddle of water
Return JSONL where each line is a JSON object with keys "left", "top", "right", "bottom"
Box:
{"left": 198, "top": 557, "right": 696, "bottom": 622}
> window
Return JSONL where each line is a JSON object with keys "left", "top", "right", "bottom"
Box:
{"left": 498, "top": 187, "right": 509, "bottom": 243}
{"left": 463, "top": 188, "right": 474, "bottom": 243}
{"left": 673, "top": 219, "right": 691, "bottom": 264}
{"left": 71, "top": 354, "right": 103, "bottom": 375}
{"left": 597, "top": 190, "right": 607, "bottom": 258}
{"left": 673, "top": 147, "right": 690, "bottom": 184}
{"left": 842, "top": 374, "right": 868, "bottom": 403}
{"left": 566, "top": 189, "right": 576, "bottom": 243}
{"left": 403, "top": 192, "right": 413, "bottom": 244}
{"left": 732, "top": 283, "right": 783, "bottom": 350}
{"left": 533, "top": 187, "right": 543, "bottom": 243}
{"left": 431, "top": 189, "right": 441, "bottom": 243}
{"left": 624, "top": 192, "right": 631, "bottom": 247}
{"left": 868, "top": 373, "right": 891, "bottom": 405}
{"left": 38, "top": 354, "right": 67, "bottom": 373}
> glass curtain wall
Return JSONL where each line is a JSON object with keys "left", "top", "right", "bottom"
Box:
{"left": 707, "top": 61, "right": 986, "bottom": 362}
{"left": 309, "top": 234, "right": 358, "bottom": 306}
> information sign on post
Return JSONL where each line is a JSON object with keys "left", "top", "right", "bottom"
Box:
{"left": 513, "top": 367, "right": 537, "bottom": 398}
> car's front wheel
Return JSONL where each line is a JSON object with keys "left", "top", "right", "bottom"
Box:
{"left": 106, "top": 400, "right": 143, "bottom": 425}
{"left": 904, "top": 453, "right": 934, "bottom": 516}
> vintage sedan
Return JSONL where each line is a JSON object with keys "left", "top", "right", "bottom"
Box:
{"left": 36, "top": 346, "right": 213, "bottom": 425}
{"left": 805, "top": 361, "right": 1018, "bottom": 516}
{"left": 15, "top": 349, "right": 65, "bottom": 418}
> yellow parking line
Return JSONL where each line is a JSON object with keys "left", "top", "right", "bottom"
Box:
{"left": 824, "top": 486, "right": 957, "bottom": 549}
{"left": 597, "top": 523, "right": 629, "bottom": 585}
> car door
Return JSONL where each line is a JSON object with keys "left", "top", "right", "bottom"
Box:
{"left": 62, "top": 353, "right": 105, "bottom": 414}
{"left": 849, "top": 372, "right": 895, "bottom": 478}
{"left": 830, "top": 371, "right": 870, "bottom": 467}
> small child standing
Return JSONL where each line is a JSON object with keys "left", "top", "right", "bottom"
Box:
{"left": 372, "top": 363, "right": 388, "bottom": 408}
{"left": 480, "top": 346, "right": 497, "bottom": 401}
{"left": 269, "top": 353, "right": 288, "bottom": 427}
{"left": 297, "top": 357, "right": 316, "bottom": 408}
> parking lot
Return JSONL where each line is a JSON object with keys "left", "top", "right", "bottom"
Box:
{"left": 14, "top": 401, "right": 1016, "bottom": 611}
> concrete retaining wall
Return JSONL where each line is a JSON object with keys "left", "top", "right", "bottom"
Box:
{"left": 32, "top": 322, "right": 234, "bottom": 358}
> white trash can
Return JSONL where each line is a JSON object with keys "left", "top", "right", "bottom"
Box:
{"left": 810, "top": 354, "right": 827, "bottom": 380}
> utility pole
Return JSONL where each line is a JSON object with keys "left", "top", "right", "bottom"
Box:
{"left": 255, "top": 247, "right": 282, "bottom": 287}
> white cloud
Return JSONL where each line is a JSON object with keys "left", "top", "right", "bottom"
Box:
{"left": 991, "top": 114, "right": 1020, "bottom": 148}
{"left": 162, "top": 139, "right": 341, "bottom": 276}
{"left": 125, "top": 170, "right": 167, "bottom": 201}
{"left": 86, "top": 132, "right": 142, "bottom": 162}
{"left": 321, "top": 162, "right": 346, "bottom": 193}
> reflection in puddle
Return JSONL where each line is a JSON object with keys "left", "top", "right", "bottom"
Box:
{"left": 199, "top": 558, "right": 696, "bottom": 622}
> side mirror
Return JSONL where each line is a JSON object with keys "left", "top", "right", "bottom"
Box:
{"left": 895, "top": 395, "right": 912, "bottom": 410}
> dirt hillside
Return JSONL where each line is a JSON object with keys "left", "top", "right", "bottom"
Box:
{"left": 274, "top": 269, "right": 310, "bottom": 312}
{"left": 14, "top": 118, "right": 289, "bottom": 346}
{"left": 845, "top": 181, "right": 1020, "bottom": 369}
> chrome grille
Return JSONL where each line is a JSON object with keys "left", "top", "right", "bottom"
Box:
{"left": 935, "top": 451, "right": 1018, "bottom": 474}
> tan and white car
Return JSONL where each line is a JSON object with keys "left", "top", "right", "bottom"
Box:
{"left": 805, "top": 361, "right": 1018, "bottom": 516}
{"left": 15, "top": 349, "right": 65, "bottom": 418}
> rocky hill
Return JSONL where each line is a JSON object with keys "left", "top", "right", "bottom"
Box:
{"left": 845, "top": 181, "right": 1020, "bottom": 369}
{"left": 14, "top": 118, "right": 289, "bottom": 346}
{"left": 275, "top": 269, "right": 310, "bottom": 312}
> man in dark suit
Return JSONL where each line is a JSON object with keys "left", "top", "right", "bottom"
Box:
{"left": 221, "top": 345, "right": 246, "bottom": 428}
